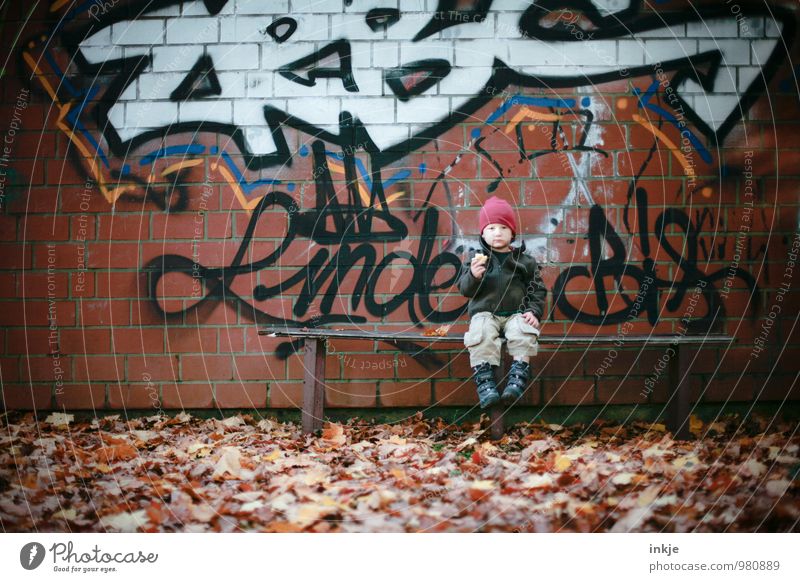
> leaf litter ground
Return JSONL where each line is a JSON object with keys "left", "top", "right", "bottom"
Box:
{"left": 1, "top": 411, "right": 798, "bottom": 532}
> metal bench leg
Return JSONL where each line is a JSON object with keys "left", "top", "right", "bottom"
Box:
{"left": 489, "top": 356, "right": 505, "bottom": 440}
{"left": 302, "top": 337, "right": 326, "bottom": 434}
{"left": 667, "top": 343, "right": 692, "bottom": 440}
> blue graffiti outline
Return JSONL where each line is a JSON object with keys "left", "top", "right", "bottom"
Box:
{"left": 633, "top": 80, "right": 712, "bottom": 164}
{"left": 484, "top": 95, "right": 577, "bottom": 125}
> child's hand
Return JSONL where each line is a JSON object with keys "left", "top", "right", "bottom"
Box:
{"left": 470, "top": 254, "right": 488, "bottom": 279}
{"left": 522, "top": 311, "right": 540, "bottom": 328}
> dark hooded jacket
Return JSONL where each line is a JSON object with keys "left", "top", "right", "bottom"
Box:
{"left": 457, "top": 236, "right": 547, "bottom": 319}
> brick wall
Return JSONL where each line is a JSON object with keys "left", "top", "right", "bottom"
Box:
{"left": 1, "top": 0, "right": 798, "bottom": 413}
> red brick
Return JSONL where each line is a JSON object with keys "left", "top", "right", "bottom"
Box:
{"left": 97, "top": 212, "right": 150, "bottom": 241}
{"left": 55, "top": 384, "right": 106, "bottom": 410}
{"left": 112, "top": 328, "right": 165, "bottom": 353}
{"left": 181, "top": 355, "right": 232, "bottom": 381}
{"left": 73, "top": 355, "right": 124, "bottom": 382}
{"left": 0, "top": 384, "right": 52, "bottom": 410}
{"left": 340, "top": 353, "right": 397, "bottom": 379}
{"left": 0, "top": 357, "right": 19, "bottom": 382}
{"left": 701, "top": 376, "right": 755, "bottom": 403}
{"left": 543, "top": 378, "right": 595, "bottom": 406}
{"left": 433, "top": 379, "right": 474, "bottom": 406}
{"left": 108, "top": 383, "right": 160, "bottom": 409}
{"left": 269, "top": 381, "right": 303, "bottom": 408}
{"left": 20, "top": 215, "right": 70, "bottom": 240}
{"left": 166, "top": 327, "right": 217, "bottom": 353}
{"left": 78, "top": 300, "right": 131, "bottom": 326}
{"left": 162, "top": 383, "right": 214, "bottom": 408}
{"left": 287, "top": 352, "right": 341, "bottom": 380}
{"left": 597, "top": 376, "right": 650, "bottom": 405}
{"left": 325, "top": 381, "right": 377, "bottom": 408}
{"left": 59, "top": 328, "right": 111, "bottom": 354}
{"left": 215, "top": 382, "right": 267, "bottom": 408}
{"left": 379, "top": 380, "right": 431, "bottom": 407}
{"left": 127, "top": 355, "right": 179, "bottom": 382}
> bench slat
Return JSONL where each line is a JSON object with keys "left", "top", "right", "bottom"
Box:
{"left": 259, "top": 327, "right": 734, "bottom": 345}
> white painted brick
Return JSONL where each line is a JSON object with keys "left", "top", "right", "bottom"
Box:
{"left": 690, "top": 95, "right": 739, "bottom": 132}
{"left": 125, "top": 101, "right": 178, "bottom": 129}
{"left": 331, "top": 13, "right": 376, "bottom": 40}
{"left": 118, "top": 80, "right": 138, "bottom": 101}
{"left": 364, "top": 123, "right": 409, "bottom": 151}
{"left": 398, "top": 0, "right": 427, "bottom": 13}
{"left": 236, "top": 0, "right": 288, "bottom": 15}
{"left": 148, "top": 5, "right": 180, "bottom": 17}
{"left": 349, "top": 41, "right": 372, "bottom": 69}
{"left": 395, "top": 97, "right": 449, "bottom": 123}
{"left": 179, "top": 100, "right": 233, "bottom": 123}
{"left": 643, "top": 39, "right": 699, "bottom": 63}
{"left": 440, "top": 16, "right": 496, "bottom": 40}
{"left": 217, "top": 72, "right": 247, "bottom": 97}
{"left": 272, "top": 73, "right": 329, "bottom": 97}
{"left": 437, "top": 67, "right": 492, "bottom": 97}
{"left": 507, "top": 39, "right": 558, "bottom": 66}
{"left": 287, "top": 97, "right": 342, "bottom": 125}
{"left": 79, "top": 46, "right": 124, "bottom": 65}
{"left": 687, "top": 18, "right": 739, "bottom": 38}
{"left": 699, "top": 39, "right": 750, "bottom": 65}
{"left": 739, "top": 16, "right": 765, "bottom": 39}
{"left": 234, "top": 101, "right": 285, "bottom": 126}
{"left": 386, "top": 14, "right": 427, "bottom": 41}
{"left": 151, "top": 46, "right": 201, "bottom": 72}
{"left": 737, "top": 67, "right": 760, "bottom": 91}
{"left": 207, "top": 44, "right": 260, "bottom": 70}
{"left": 111, "top": 20, "right": 164, "bottom": 46}
{"left": 592, "top": 0, "right": 631, "bottom": 17}
{"left": 243, "top": 127, "right": 278, "bottom": 156}
{"left": 616, "top": 40, "right": 645, "bottom": 66}
{"left": 764, "top": 18, "right": 783, "bottom": 38}
{"left": 262, "top": 42, "right": 319, "bottom": 71}
{"left": 294, "top": 14, "right": 330, "bottom": 41}
{"left": 400, "top": 42, "right": 453, "bottom": 64}
{"left": 341, "top": 97, "right": 395, "bottom": 126}
{"left": 490, "top": 0, "right": 535, "bottom": 9}
{"left": 291, "top": 0, "right": 341, "bottom": 13}
{"left": 495, "top": 12, "right": 526, "bottom": 40}
{"left": 166, "top": 18, "right": 219, "bottom": 44}
{"left": 453, "top": 40, "right": 500, "bottom": 66}
{"left": 244, "top": 72, "right": 273, "bottom": 97}
{"left": 137, "top": 72, "right": 181, "bottom": 100}
{"left": 107, "top": 103, "right": 126, "bottom": 130}
{"left": 373, "top": 43, "right": 400, "bottom": 67}
{"left": 751, "top": 39, "right": 780, "bottom": 66}
{"left": 566, "top": 41, "right": 619, "bottom": 68}
{"left": 636, "top": 23, "right": 686, "bottom": 39}
{"left": 354, "top": 69, "right": 385, "bottom": 95}
{"left": 81, "top": 26, "right": 112, "bottom": 47}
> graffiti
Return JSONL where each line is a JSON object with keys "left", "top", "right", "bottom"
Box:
{"left": 144, "top": 141, "right": 466, "bottom": 330}
{"left": 14, "top": 0, "right": 793, "bottom": 362}
{"left": 55, "top": 0, "right": 792, "bottom": 170}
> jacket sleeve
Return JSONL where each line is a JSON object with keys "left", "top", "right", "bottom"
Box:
{"left": 523, "top": 259, "right": 547, "bottom": 319}
{"left": 457, "top": 259, "right": 481, "bottom": 298}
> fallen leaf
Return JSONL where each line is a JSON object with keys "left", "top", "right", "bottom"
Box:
{"left": 44, "top": 413, "right": 73, "bottom": 428}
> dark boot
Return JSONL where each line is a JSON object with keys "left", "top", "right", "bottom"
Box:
{"left": 472, "top": 362, "right": 500, "bottom": 409}
{"left": 501, "top": 360, "right": 530, "bottom": 405}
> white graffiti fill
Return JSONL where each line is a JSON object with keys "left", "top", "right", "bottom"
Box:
{"left": 70, "top": 0, "right": 788, "bottom": 166}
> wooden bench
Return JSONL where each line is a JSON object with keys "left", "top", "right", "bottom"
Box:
{"left": 258, "top": 327, "right": 734, "bottom": 440}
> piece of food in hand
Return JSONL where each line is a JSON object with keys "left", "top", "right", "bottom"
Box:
{"left": 473, "top": 253, "right": 488, "bottom": 265}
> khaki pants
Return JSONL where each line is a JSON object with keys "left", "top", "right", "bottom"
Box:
{"left": 464, "top": 311, "right": 540, "bottom": 368}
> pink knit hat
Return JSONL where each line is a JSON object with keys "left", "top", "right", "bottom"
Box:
{"left": 479, "top": 196, "right": 517, "bottom": 235}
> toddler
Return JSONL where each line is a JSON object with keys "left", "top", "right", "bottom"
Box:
{"left": 457, "top": 196, "right": 547, "bottom": 408}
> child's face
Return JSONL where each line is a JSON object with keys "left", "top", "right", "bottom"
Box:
{"left": 481, "top": 223, "right": 513, "bottom": 251}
